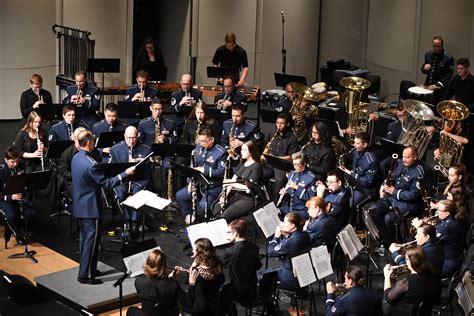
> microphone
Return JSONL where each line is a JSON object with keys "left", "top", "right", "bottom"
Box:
{"left": 113, "top": 270, "right": 131, "bottom": 287}
{"left": 281, "top": 10, "right": 285, "bottom": 23}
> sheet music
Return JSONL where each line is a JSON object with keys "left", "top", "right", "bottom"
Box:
{"left": 123, "top": 246, "right": 161, "bottom": 277}
{"left": 337, "top": 224, "right": 363, "bottom": 261}
{"left": 145, "top": 195, "right": 171, "bottom": 210}
{"left": 122, "top": 190, "right": 156, "bottom": 209}
{"left": 208, "top": 219, "right": 230, "bottom": 246}
{"left": 347, "top": 224, "right": 364, "bottom": 252}
{"left": 186, "top": 220, "right": 231, "bottom": 247}
{"left": 253, "top": 202, "right": 281, "bottom": 238}
{"left": 291, "top": 253, "right": 317, "bottom": 287}
{"left": 310, "top": 246, "right": 333, "bottom": 279}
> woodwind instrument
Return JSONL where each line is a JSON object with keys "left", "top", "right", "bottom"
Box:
{"left": 417, "top": 175, "right": 431, "bottom": 216}
{"left": 276, "top": 172, "right": 296, "bottom": 208}
{"left": 35, "top": 90, "right": 43, "bottom": 104}
{"left": 389, "top": 264, "right": 411, "bottom": 283}
{"left": 385, "top": 154, "right": 399, "bottom": 187}
{"left": 36, "top": 128, "right": 44, "bottom": 171}
{"left": 190, "top": 149, "right": 198, "bottom": 214}
{"left": 128, "top": 146, "right": 133, "bottom": 194}
{"left": 153, "top": 119, "right": 162, "bottom": 165}
{"left": 227, "top": 122, "right": 238, "bottom": 159}
{"left": 218, "top": 156, "right": 232, "bottom": 208}
{"left": 261, "top": 129, "right": 278, "bottom": 162}
{"left": 194, "top": 121, "right": 201, "bottom": 145}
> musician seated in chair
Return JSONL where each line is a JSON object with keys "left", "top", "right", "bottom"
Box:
{"left": 214, "top": 77, "right": 247, "bottom": 123}
{"left": 49, "top": 104, "right": 80, "bottom": 142}
{"left": 303, "top": 197, "right": 337, "bottom": 250}
{"left": 370, "top": 145, "right": 424, "bottom": 246}
{"left": 175, "top": 128, "right": 227, "bottom": 224}
{"left": 180, "top": 101, "right": 220, "bottom": 145}
{"left": 110, "top": 126, "right": 151, "bottom": 239}
{"left": 302, "top": 121, "right": 336, "bottom": 182}
{"left": 213, "top": 141, "right": 265, "bottom": 223}
{"left": 171, "top": 73, "right": 203, "bottom": 135}
{"left": 125, "top": 70, "right": 159, "bottom": 103}
{"left": 91, "top": 103, "right": 127, "bottom": 156}
{"left": 0, "top": 147, "right": 38, "bottom": 247}
{"left": 339, "top": 131, "right": 382, "bottom": 209}
{"left": 279, "top": 152, "right": 316, "bottom": 220}
{"left": 262, "top": 113, "right": 299, "bottom": 202}
{"left": 315, "top": 169, "right": 350, "bottom": 232}
{"left": 433, "top": 119, "right": 470, "bottom": 173}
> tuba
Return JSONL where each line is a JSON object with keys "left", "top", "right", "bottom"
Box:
{"left": 435, "top": 100, "right": 470, "bottom": 176}
{"left": 397, "top": 100, "right": 436, "bottom": 158}
{"left": 339, "top": 76, "right": 371, "bottom": 145}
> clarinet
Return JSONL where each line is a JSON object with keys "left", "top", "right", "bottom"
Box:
{"left": 190, "top": 149, "right": 198, "bottom": 214}
{"left": 36, "top": 128, "right": 44, "bottom": 171}
{"left": 276, "top": 172, "right": 296, "bottom": 208}
{"left": 417, "top": 175, "right": 431, "bottom": 217}
{"left": 128, "top": 146, "right": 133, "bottom": 194}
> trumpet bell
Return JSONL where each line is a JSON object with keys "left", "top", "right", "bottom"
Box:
{"left": 339, "top": 76, "right": 371, "bottom": 91}
{"left": 436, "top": 100, "right": 470, "bottom": 121}
{"left": 402, "top": 99, "right": 435, "bottom": 121}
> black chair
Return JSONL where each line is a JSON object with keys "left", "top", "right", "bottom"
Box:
{"left": 399, "top": 80, "right": 416, "bottom": 101}
{"left": 215, "top": 282, "right": 236, "bottom": 316}
{"left": 240, "top": 270, "right": 278, "bottom": 315}
{"left": 432, "top": 271, "right": 460, "bottom": 316}
{"left": 127, "top": 300, "right": 179, "bottom": 316}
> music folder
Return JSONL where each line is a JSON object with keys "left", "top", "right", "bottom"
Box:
{"left": 253, "top": 202, "right": 281, "bottom": 238}
{"left": 291, "top": 245, "right": 333, "bottom": 287}
{"left": 186, "top": 219, "right": 230, "bottom": 247}
{"left": 95, "top": 131, "right": 125, "bottom": 148}
{"left": 120, "top": 239, "right": 161, "bottom": 277}
{"left": 336, "top": 224, "right": 364, "bottom": 261}
{"left": 45, "top": 140, "right": 74, "bottom": 159}
{"left": 263, "top": 154, "right": 294, "bottom": 172}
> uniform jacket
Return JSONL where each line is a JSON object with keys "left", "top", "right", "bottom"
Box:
{"left": 138, "top": 116, "right": 177, "bottom": 146}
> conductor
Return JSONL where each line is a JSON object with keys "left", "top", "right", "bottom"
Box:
{"left": 72, "top": 130, "right": 135, "bottom": 285}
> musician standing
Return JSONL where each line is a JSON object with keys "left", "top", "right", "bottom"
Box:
{"left": 316, "top": 169, "right": 351, "bottom": 231}
{"left": 421, "top": 35, "right": 454, "bottom": 104}
{"left": 20, "top": 73, "right": 53, "bottom": 119}
{"left": 371, "top": 145, "right": 424, "bottom": 245}
{"left": 212, "top": 32, "right": 248, "bottom": 87}
{"left": 220, "top": 104, "right": 261, "bottom": 156}
{"left": 109, "top": 126, "right": 151, "bottom": 239}
{"left": 63, "top": 70, "right": 100, "bottom": 129}
{"left": 49, "top": 104, "right": 79, "bottom": 142}
{"left": 262, "top": 113, "right": 298, "bottom": 202}
{"left": 279, "top": 152, "right": 316, "bottom": 220}
{"left": 72, "top": 130, "right": 134, "bottom": 285}
{"left": 339, "top": 131, "right": 381, "bottom": 207}
{"left": 171, "top": 74, "right": 202, "bottom": 134}
{"left": 175, "top": 128, "right": 227, "bottom": 224}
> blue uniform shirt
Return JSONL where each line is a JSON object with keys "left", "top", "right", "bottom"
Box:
{"left": 63, "top": 84, "right": 100, "bottom": 118}
{"left": 220, "top": 118, "right": 261, "bottom": 149}
{"left": 386, "top": 160, "right": 424, "bottom": 214}
{"left": 49, "top": 121, "right": 79, "bottom": 142}
{"left": 282, "top": 169, "right": 316, "bottom": 217}
{"left": 306, "top": 213, "right": 337, "bottom": 249}
{"left": 193, "top": 144, "right": 227, "bottom": 182}
{"left": 92, "top": 120, "right": 128, "bottom": 138}
{"left": 325, "top": 187, "right": 351, "bottom": 231}
{"left": 137, "top": 117, "right": 178, "bottom": 146}
{"left": 325, "top": 285, "right": 382, "bottom": 315}
{"left": 350, "top": 150, "right": 380, "bottom": 196}
{"left": 124, "top": 85, "right": 159, "bottom": 102}
{"left": 214, "top": 90, "right": 247, "bottom": 110}
{"left": 171, "top": 89, "right": 203, "bottom": 127}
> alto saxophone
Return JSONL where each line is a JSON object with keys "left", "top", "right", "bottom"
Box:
{"left": 227, "top": 122, "right": 238, "bottom": 159}
{"left": 153, "top": 119, "right": 162, "bottom": 165}
{"left": 261, "top": 129, "right": 279, "bottom": 162}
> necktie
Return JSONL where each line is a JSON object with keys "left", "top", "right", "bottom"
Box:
{"left": 109, "top": 124, "right": 114, "bottom": 132}
{"left": 67, "top": 124, "right": 73, "bottom": 140}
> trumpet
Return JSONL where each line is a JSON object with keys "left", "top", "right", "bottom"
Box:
{"left": 139, "top": 87, "right": 146, "bottom": 102}
{"left": 217, "top": 93, "right": 230, "bottom": 112}
{"left": 74, "top": 87, "right": 82, "bottom": 104}
{"left": 333, "top": 284, "right": 349, "bottom": 297}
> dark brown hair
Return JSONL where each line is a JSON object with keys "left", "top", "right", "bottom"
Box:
{"left": 194, "top": 238, "right": 220, "bottom": 268}
{"left": 285, "top": 212, "right": 305, "bottom": 231}
{"left": 144, "top": 249, "right": 168, "bottom": 279}
{"left": 346, "top": 265, "right": 366, "bottom": 285}
{"left": 404, "top": 245, "right": 434, "bottom": 276}
{"left": 229, "top": 218, "right": 247, "bottom": 238}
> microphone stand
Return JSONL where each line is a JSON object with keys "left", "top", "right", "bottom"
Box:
{"left": 281, "top": 11, "right": 286, "bottom": 74}
{"left": 113, "top": 271, "right": 131, "bottom": 316}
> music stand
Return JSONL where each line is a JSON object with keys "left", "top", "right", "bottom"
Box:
{"left": 378, "top": 138, "right": 405, "bottom": 160}
{"left": 5, "top": 170, "right": 52, "bottom": 263}
{"left": 274, "top": 73, "right": 307, "bottom": 87}
{"left": 207, "top": 66, "right": 239, "bottom": 81}
{"left": 313, "top": 118, "right": 343, "bottom": 138}
{"left": 35, "top": 104, "right": 63, "bottom": 122}
{"left": 262, "top": 154, "right": 294, "bottom": 172}
{"left": 364, "top": 207, "right": 382, "bottom": 288}
{"left": 260, "top": 109, "right": 279, "bottom": 124}
{"left": 171, "top": 162, "right": 215, "bottom": 222}
{"left": 95, "top": 131, "right": 125, "bottom": 148}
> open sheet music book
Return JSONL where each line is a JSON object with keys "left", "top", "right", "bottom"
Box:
{"left": 291, "top": 245, "right": 333, "bottom": 287}
{"left": 337, "top": 224, "right": 364, "bottom": 261}
{"left": 122, "top": 189, "right": 171, "bottom": 210}
{"left": 122, "top": 239, "right": 161, "bottom": 278}
{"left": 186, "top": 219, "right": 230, "bottom": 247}
{"left": 253, "top": 202, "right": 281, "bottom": 238}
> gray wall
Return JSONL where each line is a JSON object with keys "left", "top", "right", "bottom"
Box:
{"left": 2, "top": 0, "right": 474, "bottom": 119}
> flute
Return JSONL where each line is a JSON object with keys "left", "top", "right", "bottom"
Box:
{"left": 395, "top": 239, "right": 417, "bottom": 248}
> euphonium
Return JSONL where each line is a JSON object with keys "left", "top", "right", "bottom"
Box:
{"left": 153, "top": 119, "right": 162, "bottom": 165}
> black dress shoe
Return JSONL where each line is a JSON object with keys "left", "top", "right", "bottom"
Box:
{"left": 77, "top": 277, "right": 103, "bottom": 285}
{"left": 130, "top": 222, "right": 139, "bottom": 239}
{"left": 15, "top": 235, "right": 26, "bottom": 246}
{"left": 4, "top": 227, "right": 12, "bottom": 249}
{"left": 92, "top": 270, "right": 104, "bottom": 277}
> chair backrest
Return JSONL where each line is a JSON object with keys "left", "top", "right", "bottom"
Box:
{"left": 258, "top": 270, "right": 278, "bottom": 303}
{"left": 399, "top": 80, "right": 415, "bottom": 101}
{"left": 215, "top": 282, "right": 236, "bottom": 315}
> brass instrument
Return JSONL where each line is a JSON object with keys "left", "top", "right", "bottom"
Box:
{"left": 74, "top": 87, "right": 82, "bottom": 104}
{"left": 217, "top": 93, "right": 230, "bottom": 112}
{"left": 333, "top": 284, "right": 349, "bottom": 297}
{"left": 288, "top": 82, "right": 319, "bottom": 142}
{"left": 337, "top": 148, "right": 355, "bottom": 170}
{"left": 390, "top": 264, "right": 411, "bottom": 283}
{"left": 139, "top": 87, "right": 145, "bottom": 102}
{"left": 227, "top": 122, "right": 238, "bottom": 159}
{"left": 36, "top": 128, "right": 44, "bottom": 171}
{"left": 409, "top": 214, "right": 439, "bottom": 236}
{"left": 397, "top": 100, "right": 436, "bottom": 158}
{"left": 339, "top": 76, "right": 371, "bottom": 145}
{"left": 153, "top": 119, "right": 162, "bottom": 165}
{"left": 435, "top": 100, "right": 470, "bottom": 176}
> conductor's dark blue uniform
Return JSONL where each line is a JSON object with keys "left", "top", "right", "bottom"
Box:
{"left": 72, "top": 149, "right": 127, "bottom": 282}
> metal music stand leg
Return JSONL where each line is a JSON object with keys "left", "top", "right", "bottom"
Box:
{"left": 8, "top": 202, "right": 37, "bottom": 263}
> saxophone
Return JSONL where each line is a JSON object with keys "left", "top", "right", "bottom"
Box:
{"left": 261, "top": 129, "right": 279, "bottom": 162}
{"left": 153, "top": 119, "right": 162, "bottom": 165}
{"left": 227, "top": 122, "right": 238, "bottom": 159}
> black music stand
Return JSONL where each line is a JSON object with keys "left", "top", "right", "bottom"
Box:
{"left": 87, "top": 58, "right": 120, "bottom": 110}
{"left": 274, "top": 73, "right": 307, "bottom": 87}
{"left": 95, "top": 131, "right": 125, "bottom": 148}
{"left": 378, "top": 138, "right": 405, "bottom": 160}
{"left": 262, "top": 154, "right": 294, "bottom": 172}
{"left": 5, "top": 170, "right": 52, "bottom": 263}
{"left": 207, "top": 66, "right": 239, "bottom": 81}
{"left": 35, "top": 104, "right": 63, "bottom": 122}
{"left": 171, "top": 162, "right": 214, "bottom": 222}
{"left": 260, "top": 109, "right": 279, "bottom": 123}
{"left": 240, "top": 177, "right": 269, "bottom": 209}
{"left": 364, "top": 207, "right": 382, "bottom": 288}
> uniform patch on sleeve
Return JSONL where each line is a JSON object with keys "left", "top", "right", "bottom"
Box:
{"left": 171, "top": 97, "right": 177, "bottom": 106}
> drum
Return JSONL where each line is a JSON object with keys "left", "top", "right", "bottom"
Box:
{"left": 407, "top": 86, "right": 435, "bottom": 105}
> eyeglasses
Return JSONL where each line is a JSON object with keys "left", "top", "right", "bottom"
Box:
{"left": 326, "top": 180, "right": 337, "bottom": 185}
